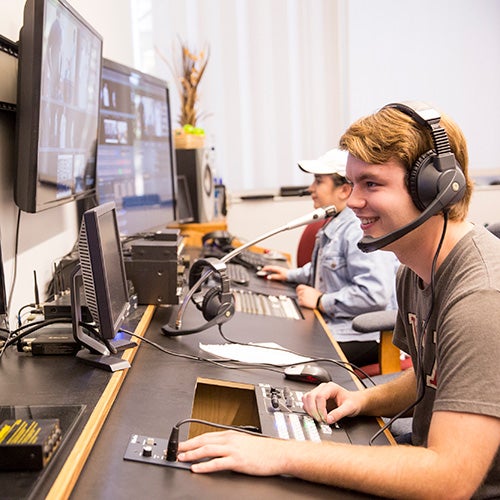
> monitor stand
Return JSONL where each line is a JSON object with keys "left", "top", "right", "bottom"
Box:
{"left": 75, "top": 349, "right": 130, "bottom": 372}
{"left": 71, "top": 265, "right": 135, "bottom": 372}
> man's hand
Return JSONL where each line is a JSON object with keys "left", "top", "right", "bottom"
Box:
{"left": 302, "top": 382, "right": 364, "bottom": 424}
{"left": 178, "top": 430, "right": 290, "bottom": 475}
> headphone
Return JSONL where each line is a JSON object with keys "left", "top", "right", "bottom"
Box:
{"left": 161, "top": 257, "right": 235, "bottom": 336}
{"left": 201, "top": 231, "right": 235, "bottom": 258}
{"left": 358, "top": 101, "right": 466, "bottom": 253}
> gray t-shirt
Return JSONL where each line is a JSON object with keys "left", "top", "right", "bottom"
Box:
{"left": 394, "top": 225, "right": 500, "bottom": 499}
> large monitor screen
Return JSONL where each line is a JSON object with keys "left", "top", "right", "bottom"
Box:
{"left": 15, "top": 0, "right": 102, "bottom": 213}
{"left": 96, "top": 58, "right": 177, "bottom": 236}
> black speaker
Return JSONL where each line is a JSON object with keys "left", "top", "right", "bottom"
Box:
{"left": 175, "top": 148, "right": 215, "bottom": 223}
{"left": 383, "top": 101, "right": 466, "bottom": 212}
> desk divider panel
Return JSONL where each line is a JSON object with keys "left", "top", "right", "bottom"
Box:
{"left": 189, "top": 377, "right": 261, "bottom": 438}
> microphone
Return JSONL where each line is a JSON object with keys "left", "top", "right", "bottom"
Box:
{"left": 162, "top": 205, "right": 337, "bottom": 335}
{"left": 358, "top": 170, "right": 465, "bottom": 253}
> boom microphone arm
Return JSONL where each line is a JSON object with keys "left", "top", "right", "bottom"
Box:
{"left": 171, "top": 205, "right": 337, "bottom": 331}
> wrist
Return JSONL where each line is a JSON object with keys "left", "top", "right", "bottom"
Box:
{"left": 316, "top": 293, "right": 324, "bottom": 310}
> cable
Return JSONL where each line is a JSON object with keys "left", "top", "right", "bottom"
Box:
{"left": 368, "top": 212, "right": 449, "bottom": 445}
{"left": 166, "top": 417, "right": 272, "bottom": 462}
{"left": 2, "top": 317, "right": 73, "bottom": 350}
{"left": 217, "top": 326, "right": 375, "bottom": 387}
{"left": 122, "top": 321, "right": 374, "bottom": 390}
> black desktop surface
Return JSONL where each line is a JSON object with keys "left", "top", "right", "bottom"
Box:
{"left": 70, "top": 298, "right": 388, "bottom": 499}
{"left": 0, "top": 270, "right": 389, "bottom": 498}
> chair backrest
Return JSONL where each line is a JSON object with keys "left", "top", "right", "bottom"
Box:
{"left": 296, "top": 219, "right": 327, "bottom": 267}
{"left": 487, "top": 222, "right": 500, "bottom": 239}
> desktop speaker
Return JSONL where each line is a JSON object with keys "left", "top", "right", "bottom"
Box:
{"left": 175, "top": 148, "right": 215, "bottom": 223}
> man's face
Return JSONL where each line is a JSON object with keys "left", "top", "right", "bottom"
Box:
{"left": 345, "top": 154, "right": 421, "bottom": 252}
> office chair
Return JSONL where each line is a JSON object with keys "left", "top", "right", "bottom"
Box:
{"left": 352, "top": 310, "right": 412, "bottom": 378}
{"left": 296, "top": 219, "right": 327, "bottom": 267}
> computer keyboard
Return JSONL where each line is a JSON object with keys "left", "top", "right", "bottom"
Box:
{"left": 255, "top": 384, "right": 350, "bottom": 443}
{"left": 232, "top": 290, "right": 302, "bottom": 319}
{"left": 226, "top": 263, "right": 250, "bottom": 285}
{"left": 232, "top": 250, "right": 270, "bottom": 270}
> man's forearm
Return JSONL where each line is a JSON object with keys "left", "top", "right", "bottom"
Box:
{"left": 360, "top": 368, "right": 417, "bottom": 417}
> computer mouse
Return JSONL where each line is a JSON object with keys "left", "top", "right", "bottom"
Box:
{"left": 256, "top": 270, "right": 271, "bottom": 278}
{"left": 283, "top": 364, "right": 332, "bottom": 384}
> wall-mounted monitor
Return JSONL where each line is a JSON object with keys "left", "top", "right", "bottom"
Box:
{"left": 14, "top": 0, "right": 102, "bottom": 213}
{"left": 96, "top": 58, "right": 177, "bottom": 236}
{"left": 71, "top": 202, "right": 134, "bottom": 371}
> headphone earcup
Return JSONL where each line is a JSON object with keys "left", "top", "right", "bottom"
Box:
{"left": 201, "top": 287, "right": 223, "bottom": 321}
{"left": 408, "top": 150, "right": 439, "bottom": 211}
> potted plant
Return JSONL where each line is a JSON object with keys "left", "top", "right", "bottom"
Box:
{"left": 158, "top": 38, "right": 209, "bottom": 149}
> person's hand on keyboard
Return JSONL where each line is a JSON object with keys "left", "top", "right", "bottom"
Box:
{"left": 260, "top": 265, "right": 288, "bottom": 281}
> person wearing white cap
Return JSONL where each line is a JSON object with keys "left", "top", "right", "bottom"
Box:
{"left": 262, "top": 148, "right": 398, "bottom": 367}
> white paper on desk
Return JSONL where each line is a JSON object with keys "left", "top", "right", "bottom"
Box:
{"left": 199, "top": 342, "right": 312, "bottom": 366}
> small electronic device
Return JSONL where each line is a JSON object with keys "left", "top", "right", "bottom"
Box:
{"left": 0, "top": 418, "right": 62, "bottom": 470}
{"left": 71, "top": 202, "right": 136, "bottom": 371}
{"left": 14, "top": 0, "right": 103, "bottom": 213}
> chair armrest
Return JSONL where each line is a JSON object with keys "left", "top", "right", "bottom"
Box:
{"left": 352, "top": 310, "right": 397, "bottom": 333}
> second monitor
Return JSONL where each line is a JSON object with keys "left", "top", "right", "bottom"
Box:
{"left": 96, "top": 58, "right": 177, "bottom": 237}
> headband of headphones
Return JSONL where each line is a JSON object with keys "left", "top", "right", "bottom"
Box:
{"left": 382, "top": 101, "right": 465, "bottom": 212}
{"left": 383, "top": 101, "right": 457, "bottom": 173}
{"left": 188, "top": 257, "right": 231, "bottom": 298}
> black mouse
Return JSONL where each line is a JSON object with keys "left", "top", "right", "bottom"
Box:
{"left": 283, "top": 363, "right": 332, "bottom": 384}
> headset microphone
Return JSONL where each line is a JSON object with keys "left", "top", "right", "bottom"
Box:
{"left": 357, "top": 101, "right": 466, "bottom": 253}
{"left": 161, "top": 205, "right": 337, "bottom": 336}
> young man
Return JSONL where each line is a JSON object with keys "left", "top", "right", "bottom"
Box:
{"left": 262, "top": 148, "right": 398, "bottom": 367}
{"left": 177, "top": 102, "right": 500, "bottom": 499}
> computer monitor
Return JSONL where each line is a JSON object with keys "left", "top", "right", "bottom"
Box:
{"left": 14, "top": 0, "right": 102, "bottom": 213}
{"left": 71, "top": 201, "right": 134, "bottom": 371}
{"left": 96, "top": 58, "right": 177, "bottom": 236}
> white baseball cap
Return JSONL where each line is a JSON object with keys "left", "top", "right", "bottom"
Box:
{"left": 298, "top": 148, "right": 348, "bottom": 176}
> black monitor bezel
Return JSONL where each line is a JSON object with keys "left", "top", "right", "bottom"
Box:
{"left": 14, "top": 0, "right": 103, "bottom": 213}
